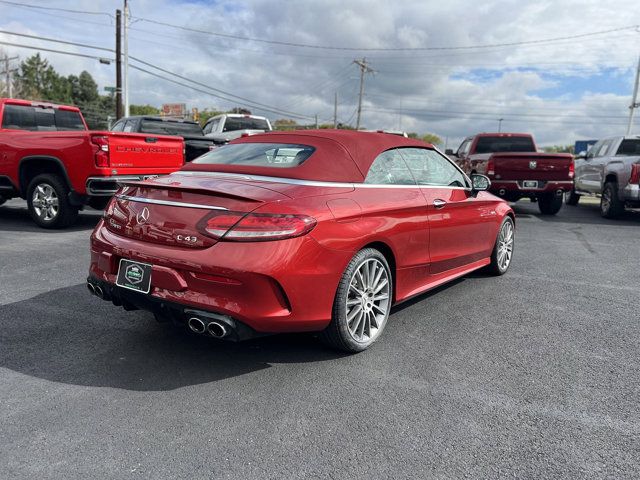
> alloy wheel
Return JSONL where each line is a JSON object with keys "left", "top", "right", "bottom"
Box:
{"left": 497, "top": 221, "right": 514, "bottom": 271}
{"left": 345, "top": 258, "right": 390, "bottom": 343}
{"left": 31, "top": 183, "right": 59, "bottom": 221}
{"left": 601, "top": 188, "right": 611, "bottom": 214}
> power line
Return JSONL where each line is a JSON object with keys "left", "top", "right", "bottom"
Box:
{"left": 0, "top": 40, "right": 113, "bottom": 62}
{"left": 130, "top": 15, "right": 639, "bottom": 52}
{"left": 0, "top": 0, "right": 112, "bottom": 17}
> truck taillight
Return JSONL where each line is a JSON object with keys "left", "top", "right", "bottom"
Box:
{"left": 631, "top": 164, "right": 640, "bottom": 184}
{"left": 91, "top": 135, "right": 110, "bottom": 167}
{"left": 569, "top": 160, "right": 575, "bottom": 179}
{"left": 486, "top": 157, "right": 495, "bottom": 176}
{"left": 197, "top": 211, "right": 316, "bottom": 242}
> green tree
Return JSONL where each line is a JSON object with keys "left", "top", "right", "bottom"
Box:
{"left": 421, "top": 133, "right": 442, "bottom": 145}
{"left": 130, "top": 104, "right": 160, "bottom": 116}
{"left": 15, "top": 53, "right": 72, "bottom": 103}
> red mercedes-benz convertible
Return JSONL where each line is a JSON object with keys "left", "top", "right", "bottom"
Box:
{"left": 88, "top": 130, "right": 514, "bottom": 352}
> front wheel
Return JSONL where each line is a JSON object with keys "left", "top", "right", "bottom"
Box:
{"left": 486, "top": 216, "right": 515, "bottom": 276}
{"left": 538, "top": 193, "right": 563, "bottom": 215}
{"left": 320, "top": 248, "right": 392, "bottom": 353}
{"left": 565, "top": 190, "right": 580, "bottom": 206}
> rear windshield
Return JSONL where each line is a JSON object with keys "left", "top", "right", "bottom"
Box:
{"left": 139, "top": 119, "right": 203, "bottom": 136}
{"left": 223, "top": 117, "right": 269, "bottom": 132}
{"left": 2, "top": 104, "right": 85, "bottom": 131}
{"left": 475, "top": 136, "right": 535, "bottom": 153}
{"left": 616, "top": 139, "right": 640, "bottom": 156}
{"left": 192, "top": 143, "right": 315, "bottom": 168}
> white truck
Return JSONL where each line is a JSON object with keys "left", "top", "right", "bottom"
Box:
{"left": 569, "top": 135, "right": 640, "bottom": 218}
{"left": 202, "top": 114, "right": 272, "bottom": 144}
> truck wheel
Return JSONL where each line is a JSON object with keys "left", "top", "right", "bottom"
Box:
{"left": 538, "top": 193, "right": 563, "bottom": 215}
{"left": 320, "top": 248, "right": 392, "bottom": 353}
{"left": 27, "top": 174, "right": 78, "bottom": 228}
{"left": 486, "top": 216, "right": 515, "bottom": 276}
{"left": 565, "top": 190, "right": 580, "bottom": 206}
{"left": 600, "top": 182, "right": 624, "bottom": 219}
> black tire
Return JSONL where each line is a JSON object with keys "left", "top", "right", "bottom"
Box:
{"left": 320, "top": 248, "right": 392, "bottom": 353}
{"left": 486, "top": 216, "right": 515, "bottom": 276}
{"left": 565, "top": 190, "right": 580, "bottom": 206}
{"left": 600, "top": 181, "right": 624, "bottom": 219}
{"left": 26, "top": 174, "right": 78, "bottom": 228}
{"left": 538, "top": 193, "right": 563, "bottom": 215}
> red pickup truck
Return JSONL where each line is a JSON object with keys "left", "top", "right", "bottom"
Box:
{"left": 0, "top": 98, "right": 184, "bottom": 228}
{"left": 448, "top": 133, "right": 574, "bottom": 215}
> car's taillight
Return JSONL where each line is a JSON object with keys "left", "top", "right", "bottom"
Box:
{"left": 630, "top": 164, "right": 640, "bottom": 184}
{"left": 486, "top": 157, "right": 495, "bottom": 176}
{"left": 91, "top": 135, "right": 110, "bottom": 167}
{"left": 197, "top": 211, "right": 316, "bottom": 241}
{"left": 569, "top": 160, "right": 575, "bottom": 179}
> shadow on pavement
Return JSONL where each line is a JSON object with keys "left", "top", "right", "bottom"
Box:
{"left": 0, "top": 284, "right": 346, "bottom": 392}
{"left": 0, "top": 201, "right": 102, "bottom": 232}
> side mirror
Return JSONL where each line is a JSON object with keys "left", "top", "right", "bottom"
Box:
{"left": 576, "top": 151, "right": 587, "bottom": 159}
{"left": 471, "top": 173, "right": 491, "bottom": 192}
{"left": 445, "top": 149, "right": 455, "bottom": 156}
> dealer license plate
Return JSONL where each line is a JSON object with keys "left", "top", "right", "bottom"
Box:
{"left": 116, "top": 259, "right": 152, "bottom": 294}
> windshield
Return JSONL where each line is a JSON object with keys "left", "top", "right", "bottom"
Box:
{"left": 140, "top": 119, "right": 203, "bottom": 136}
{"left": 475, "top": 136, "right": 536, "bottom": 153}
{"left": 223, "top": 117, "right": 269, "bottom": 132}
{"left": 192, "top": 143, "right": 315, "bottom": 168}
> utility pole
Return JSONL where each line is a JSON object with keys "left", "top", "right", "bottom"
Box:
{"left": 354, "top": 58, "right": 374, "bottom": 130}
{"left": 498, "top": 118, "right": 504, "bottom": 133}
{"left": 626, "top": 54, "right": 640, "bottom": 135}
{"left": 123, "top": 0, "right": 130, "bottom": 117}
{"left": 314, "top": 114, "right": 318, "bottom": 129}
{"left": 115, "top": 9, "right": 123, "bottom": 119}
{"left": 333, "top": 92, "right": 338, "bottom": 128}
{"left": 2, "top": 55, "right": 19, "bottom": 97}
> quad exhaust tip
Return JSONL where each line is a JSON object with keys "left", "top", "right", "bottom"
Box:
{"left": 188, "top": 317, "right": 206, "bottom": 334}
{"left": 207, "top": 321, "right": 227, "bottom": 338}
{"left": 94, "top": 285, "right": 104, "bottom": 299}
{"left": 87, "top": 282, "right": 95, "bottom": 295}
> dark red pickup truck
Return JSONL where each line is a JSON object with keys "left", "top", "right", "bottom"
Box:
{"left": 0, "top": 98, "right": 184, "bottom": 228}
{"left": 448, "top": 133, "right": 574, "bottom": 215}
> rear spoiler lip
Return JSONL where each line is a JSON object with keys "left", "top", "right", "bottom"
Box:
{"left": 116, "top": 179, "right": 262, "bottom": 203}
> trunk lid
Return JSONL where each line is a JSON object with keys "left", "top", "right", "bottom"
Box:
{"left": 104, "top": 173, "right": 289, "bottom": 248}
{"left": 491, "top": 153, "right": 573, "bottom": 181}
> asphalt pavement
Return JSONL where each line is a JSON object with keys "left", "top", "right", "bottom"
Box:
{"left": 1, "top": 197, "right": 639, "bottom": 479}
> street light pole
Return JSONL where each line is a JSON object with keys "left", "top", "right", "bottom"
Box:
{"left": 498, "top": 118, "right": 504, "bottom": 133}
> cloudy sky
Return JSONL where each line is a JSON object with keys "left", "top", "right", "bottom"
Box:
{"left": 1, "top": 0, "right": 639, "bottom": 148}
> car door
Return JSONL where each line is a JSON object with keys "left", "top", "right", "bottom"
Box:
{"left": 400, "top": 147, "right": 497, "bottom": 275}
{"left": 582, "top": 140, "right": 610, "bottom": 191}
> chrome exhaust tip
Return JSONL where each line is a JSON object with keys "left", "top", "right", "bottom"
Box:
{"left": 94, "top": 285, "right": 104, "bottom": 299}
{"left": 87, "top": 282, "right": 95, "bottom": 296}
{"left": 498, "top": 188, "right": 506, "bottom": 196}
{"left": 188, "top": 317, "right": 206, "bottom": 334}
{"left": 207, "top": 321, "right": 227, "bottom": 338}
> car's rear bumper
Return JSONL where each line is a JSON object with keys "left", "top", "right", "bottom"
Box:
{"left": 89, "top": 220, "right": 352, "bottom": 334}
{"left": 489, "top": 180, "right": 573, "bottom": 196}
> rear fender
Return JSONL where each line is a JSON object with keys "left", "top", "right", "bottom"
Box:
{"left": 18, "top": 156, "right": 73, "bottom": 198}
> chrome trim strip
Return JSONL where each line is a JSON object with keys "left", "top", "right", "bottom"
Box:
{"left": 174, "top": 171, "right": 471, "bottom": 190}
{"left": 115, "top": 194, "right": 228, "bottom": 210}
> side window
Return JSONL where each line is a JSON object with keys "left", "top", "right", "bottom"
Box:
{"left": 401, "top": 148, "right": 468, "bottom": 188}
{"left": 206, "top": 118, "right": 220, "bottom": 133}
{"left": 587, "top": 141, "right": 601, "bottom": 158}
{"left": 364, "top": 149, "right": 416, "bottom": 185}
{"left": 596, "top": 140, "right": 612, "bottom": 157}
{"left": 123, "top": 120, "right": 136, "bottom": 132}
{"left": 1, "top": 104, "right": 37, "bottom": 130}
{"left": 111, "top": 120, "right": 124, "bottom": 132}
{"left": 202, "top": 121, "right": 212, "bottom": 135}
{"left": 457, "top": 139, "right": 471, "bottom": 156}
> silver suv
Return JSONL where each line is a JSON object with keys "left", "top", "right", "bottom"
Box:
{"left": 569, "top": 136, "right": 640, "bottom": 218}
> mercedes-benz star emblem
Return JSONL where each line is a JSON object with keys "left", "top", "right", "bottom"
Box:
{"left": 136, "top": 207, "right": 150, "bottom": 225}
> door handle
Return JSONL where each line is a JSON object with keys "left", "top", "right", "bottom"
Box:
{"left": 433, "top": 199, "right": 447, "bottom": 209}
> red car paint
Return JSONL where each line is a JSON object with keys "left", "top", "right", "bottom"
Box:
{"left": 454, "top": 133, "right": 574, "bottom": 200}
{"left": 0, "top": 98, "right": 184, "bottom": 205}
{"left": 89, "top": 130, "right": 513, "bottom": 337}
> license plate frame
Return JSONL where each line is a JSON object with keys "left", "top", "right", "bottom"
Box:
{"left": 116, "top": 259, "right": 152, "bottom": 294}
{"left": 522, "top": 180, "right": 539, "bottom": 189}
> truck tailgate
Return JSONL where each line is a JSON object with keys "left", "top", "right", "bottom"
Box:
{"left": 492, "top": 153, "right": 573, "bottom": 181}
{"left": 107, "top": 132, "right": 184, "bottom": 170}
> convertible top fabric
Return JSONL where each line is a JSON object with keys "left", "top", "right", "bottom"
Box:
{"left": 181, "top": 130, "right": 434, "bottom": 182}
